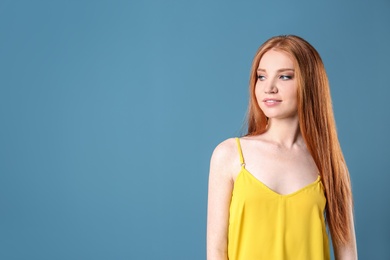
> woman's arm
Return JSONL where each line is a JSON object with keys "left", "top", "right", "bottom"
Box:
{"left": 207, "top": 140, "right": 236, "bottom": 260}
{"left": 333, "top": 209, "right": 358, "bottom": 260}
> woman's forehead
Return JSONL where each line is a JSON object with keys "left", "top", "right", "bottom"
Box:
{"left": 258, "top": 49, "right": 295, "bottom": 70}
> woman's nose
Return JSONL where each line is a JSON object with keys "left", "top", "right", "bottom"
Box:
{"left": 264, "top": 81, "right": 278, "bottom": 94}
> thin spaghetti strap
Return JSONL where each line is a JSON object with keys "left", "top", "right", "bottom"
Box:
{"left": 235, "top": 137, "right": 246, "bottom": 167}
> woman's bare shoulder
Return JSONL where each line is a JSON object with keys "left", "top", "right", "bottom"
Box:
{"left": 211, "top": 138, "right": 238, "bottom": 162}
{"left": 239, "top": 134, "right": 268, "bottom": 148}
{"left": 209, "top": 138, "right": 241, "bottom": 179}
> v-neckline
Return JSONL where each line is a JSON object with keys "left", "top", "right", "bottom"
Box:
{"left": 239, "top": 167, "right": 321, "bottom": 198}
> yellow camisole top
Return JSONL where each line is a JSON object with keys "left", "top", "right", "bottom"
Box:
{"left": 228, "top": 138, "right": 330, "bottom": 260}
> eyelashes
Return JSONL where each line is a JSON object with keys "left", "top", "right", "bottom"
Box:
{"left": 257, "top": 75, "right": 293, "bottom": 81}
{"left": 280, "top": 75, "right": 293, "bottom": 80}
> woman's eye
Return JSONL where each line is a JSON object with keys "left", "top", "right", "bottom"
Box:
{"left": 280, "top": 75, "right": 293, "bottom": 80}
{"left": 257, "top": 75, "right": 266, "bottom": 81}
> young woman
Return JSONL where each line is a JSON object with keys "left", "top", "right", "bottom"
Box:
{"left": 207, "top": 35, "right": 357, "bottom": 260}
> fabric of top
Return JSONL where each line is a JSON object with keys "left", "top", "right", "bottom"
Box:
{"left": 228, "top": 138, "right": 330, "bottom": 260}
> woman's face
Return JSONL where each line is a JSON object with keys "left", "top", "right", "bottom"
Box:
{"left": 255, "top": 49, "right": 298, "bottom": 120}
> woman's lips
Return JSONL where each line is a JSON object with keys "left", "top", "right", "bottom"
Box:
{"left": 263, "top": 98, "right": 282, "bottom": 106}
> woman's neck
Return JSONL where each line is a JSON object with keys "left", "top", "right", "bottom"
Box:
{"left": 263, "top": 117, "right": 303, "bottom": 149}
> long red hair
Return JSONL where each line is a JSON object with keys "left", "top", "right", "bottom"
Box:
{"left": 246, "top": 35, "right": 353, "bottom": 246}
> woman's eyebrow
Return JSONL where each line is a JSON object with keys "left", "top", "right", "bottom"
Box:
{"left": 257, "top": 68, "right": 295, "bottom": 72}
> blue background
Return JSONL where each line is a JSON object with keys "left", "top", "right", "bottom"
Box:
{"left": 1, "top": 0, "right": 389, "bottom": 259}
